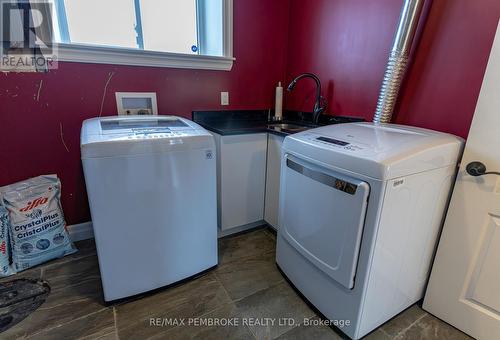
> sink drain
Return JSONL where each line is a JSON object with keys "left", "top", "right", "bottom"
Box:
{"left": 0, "top": 279, "right": 50, "bottom": 333}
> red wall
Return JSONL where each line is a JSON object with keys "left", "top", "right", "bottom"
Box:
{"left": 1, "top": 0, "right": 499, "bottom": 226}
{"left": 397, "top": 0, "right": 500, "bottom": 137}
{"left": 0, "top": 0, "right": 289, "bottom": 225}
{"left": 285, "top": 0, "right": 401, "bottom": 120}
{"left": 284, "top": 0, "right": 500, "bottom": 138}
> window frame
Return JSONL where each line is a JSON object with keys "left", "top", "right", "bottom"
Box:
{"left": 52, "top": 0, "right": 234, "bottom": 71}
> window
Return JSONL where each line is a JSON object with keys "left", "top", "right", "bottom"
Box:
{"left": 49, "top": 0, "right": 233, "bottom": 70}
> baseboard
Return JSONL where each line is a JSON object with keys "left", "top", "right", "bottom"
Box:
{"left": 218, "top": 221, "right": 266, "bottom": 238}
{"left": 67, "top": 221, "right": 94, "bottom": 242}
{"left": 68, "top": 220, "right": 267, "bottom": 242}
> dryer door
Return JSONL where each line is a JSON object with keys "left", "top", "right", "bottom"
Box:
{"left": 280, "top": 154, "right": 370, "bottom": 289}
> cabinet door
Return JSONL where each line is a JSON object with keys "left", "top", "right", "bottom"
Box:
{"left": 264, "top": 134, "right": 285, "bottom": 229}
{"left": 220, "top": 133, "right": 267, "bottom": 230}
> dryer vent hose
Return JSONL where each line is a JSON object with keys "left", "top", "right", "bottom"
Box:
{"left": 373, "top": 0, "right": 425, "bottom": 124}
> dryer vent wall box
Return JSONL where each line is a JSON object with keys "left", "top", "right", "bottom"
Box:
{"left": 276, "top": 122, "right": 464, "bottom": 340}
{"left": 116, "top": 92, "right": 158, "bottom": 115}
{"left": 81, "top": 115, "right": 217, "bottom": 301}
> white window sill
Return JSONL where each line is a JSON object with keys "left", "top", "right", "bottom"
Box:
{"left": 56, "top": 43, "right": 235, "bottom": 71}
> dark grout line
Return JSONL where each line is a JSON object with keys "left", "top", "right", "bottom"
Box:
{"left": 391, "top": 313, "right": 428, "bottom": 339}
{"left": 218, "top": 278, "right": 284, "bottom": 305}
{"left": 212, "top": 270, "right": 234, "bottom": 303}
{"left": 25, "top": 307, "right": 110, "bottom": 339}
{"left": 88, "top": 330, "right": 119, "bottom": 340}
{"left": 378, "top": 327, "right": 392, "bottom": 339}
{"left": 229, "top": 279, "right": 286, "bottom": 305}
{"left": 246, "top": 323, "right": 259, "bottom": 340}
{"left": 112, "top": 306, "right": 120, "bottom": 340}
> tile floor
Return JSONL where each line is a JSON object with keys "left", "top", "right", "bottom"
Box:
{"left": 1, "top": 227, "right": 472, "bottom": 340}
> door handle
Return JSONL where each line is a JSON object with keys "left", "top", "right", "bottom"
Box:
{"left": 466, "top": 161, "right": 500, "bottom": 177}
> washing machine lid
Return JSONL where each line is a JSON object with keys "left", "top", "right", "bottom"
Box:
{"left": 81, "top": 115, "right": 214, "bottom": 158}
{"left": 284, "top": 122, "right": 464, "bottom": 180}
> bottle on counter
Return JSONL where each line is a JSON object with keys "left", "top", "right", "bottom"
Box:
{"left": 275, "top": 82, "right": 283, "bottom": 122}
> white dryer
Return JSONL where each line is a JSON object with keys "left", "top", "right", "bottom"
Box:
{"left": 276, "top": 122, "right": 463, "bottom": 339}
{"left": 81, "top": 115, "right": 217, "bottom": 301}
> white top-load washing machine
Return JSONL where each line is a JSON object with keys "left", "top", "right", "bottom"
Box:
{"left": 81, "top": 115, "right": 217, "bottom": 301}
{"left": 276, "top": 122, "right": 463, "bottom": 339}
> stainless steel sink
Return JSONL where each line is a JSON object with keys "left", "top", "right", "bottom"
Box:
{"left": 267, "top": 123, "right": 310, "bottom": 133}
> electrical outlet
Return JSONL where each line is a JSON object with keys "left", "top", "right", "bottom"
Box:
{"left": 221, "top": 92, "right": 229, "bottom": 106}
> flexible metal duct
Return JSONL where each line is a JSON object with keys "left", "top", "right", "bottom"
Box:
{"left": 373, "top": 0, "right": 425, "bottom": 124}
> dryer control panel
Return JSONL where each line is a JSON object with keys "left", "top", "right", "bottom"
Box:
{"left": 316, "top": 136, "right": 349, "bottom": 146}
{"left": 302, "top": 133, "right": 366, "bottom": 153}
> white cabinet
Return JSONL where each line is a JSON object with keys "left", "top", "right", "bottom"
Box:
{"left": 264, "top": 133, "right": 285, "bottom": 229}
{"left": 212, "top": 133, "right": 268, "bottom": 233}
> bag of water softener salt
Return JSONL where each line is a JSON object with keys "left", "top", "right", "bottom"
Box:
{"left": 0, "top": 205, "right": 15, "bottom": 276}
{"left": 1, "top": 175, "right": 76, "bottom": 272}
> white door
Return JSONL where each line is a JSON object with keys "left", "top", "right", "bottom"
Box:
{"left": 423, "top": 21, "right": 500, "bottom": 340}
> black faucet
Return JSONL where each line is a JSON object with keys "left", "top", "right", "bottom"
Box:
{"left": 287, "top": 73, "right": 327, "bottom": 124}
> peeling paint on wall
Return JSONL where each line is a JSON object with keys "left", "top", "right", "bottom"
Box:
{"left": 59, "top": 122, "right": 70, "bottom": 153}
{"left": 99, "top": 72, "right": 115, "bottom": 117}
{"left": 35, "top": 80, "right": 43, "bottom": 102}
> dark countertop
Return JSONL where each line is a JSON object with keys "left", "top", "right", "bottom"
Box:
{"left": 192, "top": 110, "right": 364, "bottom": 137}
{"left": 196, "top": 120, "right": 272, "bottom": 136}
